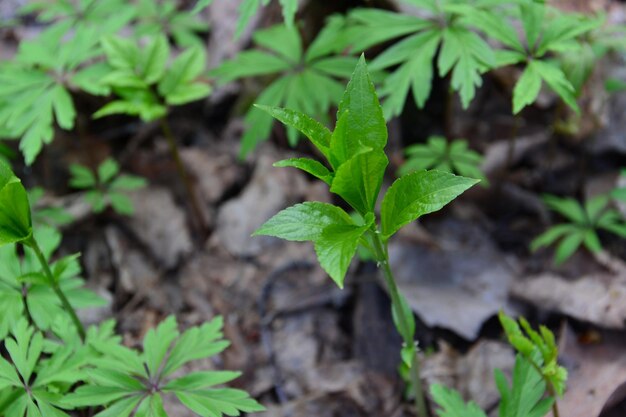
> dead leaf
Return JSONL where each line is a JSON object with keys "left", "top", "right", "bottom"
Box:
{"left": 389, "top": 217, "right": 519, "bottom": 339}
{"left": 511, "top": 271, "right": 626, "bottom": 329}
{"left": 556, "top": 326, "right": 626, "bottom": 417}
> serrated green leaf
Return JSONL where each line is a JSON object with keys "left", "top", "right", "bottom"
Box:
{"left": 330, "top": 150, "right": 388, "bottom": 215}
{"left": 255, "top": 106, "right": 332, "bottom": 159}
{"left": 274, "top": 158, "right": 333, "bottom": 185}
{"left": 513, "top": 63, "right": 542, "bottom": 114}
{"left": 0, "top": 161, "right": 32, "bottom": 245}
{"left": 431, "top": 384, "right": 488, "bottom": 417}
{"left": 254, "top": 202, "right": 353, "bottom": 242}
{"left": 380, "top": 170, "right": 478, "bottom": 239}
{"left": 314, "top": 218, "right": 372, "bottom": 288}
{"left": 335, "top": 55, "right": 387, "bottom": 163}
{"left": 141, "top": 35, "right": 170, "bottom": 84}
{"left": 158, "top": 46, "right": 206, "bottom": 97}
{"left": 497, "top": 355, "right": 554, "bottom": 417}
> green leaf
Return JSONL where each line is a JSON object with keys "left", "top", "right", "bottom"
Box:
{"left": 109, "top": 193, "right": 135, "bottom": 216}
{"left": 101, "top": 36, "right": 138, "bottom": 70}
{"left": 274, "top": 158, "right": 333, "bottom": 185}
{"left": 0, "top": 161, "right": 32, "bottom": 245}
{"left": 255, "top": 106, "right": 332, "bottom": 160}
{"left": 158, "top": 46, "right": 206, "bottom": 97}
{"left": 330, "top": 150, "right": 388, "bottom": 215}
{"left": 380, "top": 170, "right": 478, "bottom": 239}
{"left": 520, "top": 2, "right": 545, "bottom": 52}
{"left": 532, "top": 60, "right": 579, "bottom": 114}
{"left": 254, "top": 202, "right": 353, "bottom": 242}
{"left": 69, "top": 164, "right": 97, "bottom": 189}
{"left": 98, "top": 159, "right": 120, "bottom": 184}
{"left": 144, "top": 316, "right": 179, "bottom": 377}
{"left": 554, "top": 231, "right": 585, "bottom": 265}
{"left": 497, "top": 355, "right": 554, "bottom": 417}
{"left": 513, "top": 63, "right": 542, "bottom": 114}
{"left": 314, "top": 216, "right": 373, "bottom": 288}
{"left": 530, "top": 224, "right": 577, "bottom": 252}
{"left": 431, "top": 384, "right": 488, "bottom": 417}
{"left": 334, "top": 55, "right": 387, "bottom": 164}
{"left": 140, "top": 35, "right": 170, "bottom": 84}
{"left": 110, "top": 175, "right": 147, "bottom": 191}
{"left": 51, "top": 85, "right": 76, "bottom": 130}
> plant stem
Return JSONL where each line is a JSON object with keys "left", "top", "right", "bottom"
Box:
{"left": 548, "top": 385, "right": 560, "bottom": 417}
{"left": 159, "top": 117, "right": 207, "bottom": 233}
{"left": 371, "top": 230, "right": 429, "bottom": 417}
{"left": 25, "top": 236, "right": 86, "bottom": 341}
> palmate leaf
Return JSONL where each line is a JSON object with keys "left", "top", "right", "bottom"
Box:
{"left": 0, "top": 227, "right": 105, "bottom": 338}
{"left": 0, "top": 319, "right": 87, "bottom": 417}
{"left": 0, "top": 25, "right": 105, "bottom": 164}
{"left": 97, "top": 36, "right": 210, "bottom": 123}
{"left": 431, "top": 384, "right": 487, "bottom": 417}
{"left": 65, "top": 316, "right": 264, "bottom": 417}
{"left": 400, "top": 136, "right": 487, "bottom": 185}
{"left": 21, "top": 0, "right": 135, "bottom": 36}
{"left": 531, "top": 194, "right": 626, "bottom": 264}
{"left": 235, "top": 0, "right": 298, "bottom": 38}
{"left": 134, "top": 0, "right": 210, "bottom": 47}
{"left": 69, "top": 159, "right": 146, "bottom": 216}
{"left": 343, "top": 4, "right": 496, "bottom": 117}
{"left": 212, "top": 23, "right": 359, "bottom": 157}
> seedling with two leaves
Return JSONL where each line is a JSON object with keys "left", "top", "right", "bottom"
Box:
{"left": 399, "top": 136, "right": 487, "bottom": 185}
{"left": 431, "top": 312, "right": 566, "bottom": 417}
{"left": 69, "top": 158, "right": 147, "bottom": 215}
{"left": 0, "top": 160, "right": 264, "bottom": 416}
{"left": 212, "top": 21, "right": 361, "bottom": 156}
{"left": 531, "top": 194, "right": 626, "bottom": 265}
{"left": 254, "top": 56, "right": 479, "bottom": 417}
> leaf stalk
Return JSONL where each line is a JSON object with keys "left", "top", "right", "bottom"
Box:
{"left": 24, "top": 235, "right": 86, "bottom": 341}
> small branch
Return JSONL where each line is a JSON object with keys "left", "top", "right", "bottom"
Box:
{"left": 25, "top": 236, "right": 86, "bottom": 341}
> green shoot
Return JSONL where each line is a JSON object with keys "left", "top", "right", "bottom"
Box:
{"left": 531, "top": 194, "right": 626, "bottom": 265}
{"left": 253, "top": 56, "right": 478, "bottom": 417}
{"left": 212, "top": 21, "right": 360, "bottom": 156}
{"left": 341, "top": 1, "right": 499, "bottom": 117}
{"left": 64, "top": 316, "right": 265, "bottom": 417}
{"left": 69, "top": 158, "right": 147, "bottom": 216}
{"left": 400, "top": 136, "right": 487, "bottom": 186}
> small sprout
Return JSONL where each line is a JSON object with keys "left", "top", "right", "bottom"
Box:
{"left": 69, "top": 158, "right": 147, "bottom": 216}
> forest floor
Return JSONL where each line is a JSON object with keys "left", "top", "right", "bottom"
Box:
{"left": 3, "top": 1, "right": 626, "bottom": 416}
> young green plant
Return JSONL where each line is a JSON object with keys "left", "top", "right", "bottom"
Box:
{"left": 69, "top": 158, "right": 147, "bottom": 216}
{"left": 253, "top": 56, "right": 478, "bottom": 417}
{"left": 531, "top": 194, "right": 626, "bottom": 265}
{"left": 0, "top": 160, "right": 264, "bottom": 417}
{"left": 95, "top": 35, "right": 212, "bottom": 231}
{"left": 212, "top": 20, "right": 361, "bottom": 156}
{"left": 400, "top": 136, "right": 487, "bottom": 186}
{"left": 430, "top": 312, "right": 565, "bottom": 417}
